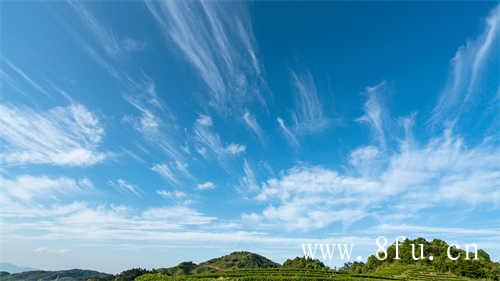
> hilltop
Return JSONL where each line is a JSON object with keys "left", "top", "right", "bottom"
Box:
{"left": 157, "top": 251, "right": 280, "bottom": 275}
{"left": 341, "top": 238, "right": 500, "bottom": 280}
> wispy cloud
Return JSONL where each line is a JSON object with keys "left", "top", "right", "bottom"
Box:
{"left": 1, "top": 56, "right": 50, "bottom": 97}
{"left": 225, "top": 143, "right": 246, "bottom": 155}
{"left": 374, "top": 224, "right": 500, "bottom": 237}
{"left": 196, "top": 181, "right": 215, "bottom": 190}
{"left": 243, "top": 111, "right": 265, "bottom": 144}
{"left": 357, "top": 81, "right": 388, "bottom": 149}
{"left": 193, "top": 115, "right": 246, "bottom": 165}
{"left": 67, "top": 0, "right": 143, "bottom": 59}
{"left": 108, "top": 179, "right": 141, "bottom": 197}
{"left": 34, "top": 247, "right": 70, "bottom": 256}
{"left": 0, "top": 103, "right": 106, "bottom": 166}
{"left": 290, "top": 69, "right": 329, "bottom": 134}
{"left": 145, "top": 0, "right": 266, "bottom": 112}
{"left": 430, "top": 4, "right": 500, "bottom": 127}
{"left": 238, "top": 159, "right": 259, "bottom": 193}
{"left": 1, "top": 202, "right": 219, "bottom": 241}
{"left": 0, "top": 175, "right": 90, "bottom": 202}
{"left": 276, "top": 117, "right": 299, "bottom": 148}
{"left": 152, "top": 163, "right": 180, "bottom": 187}
{"left": 157, "top": 190, "right": 187, "bottom": 200}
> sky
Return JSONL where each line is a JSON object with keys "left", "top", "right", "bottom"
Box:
{"left": 0, "top": 1, "right": 499, "bottom": 274}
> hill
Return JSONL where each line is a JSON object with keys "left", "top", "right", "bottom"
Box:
{"left": 282, "top": 257, "right": 328, "bottom": 269}
{"left": 196, "top": 251, "right": 280, "bottom": 273}
{"left": 0, "top": 269, "right": 112, "bottom": 281}
{"left": 0, "top": 262, "right": 37, "bottom": 274}
{"left": 341, "top": 238, "right": 500, "bottom": 280}
{"left": 156, "top": 251, "right": 280, "bottom": 275}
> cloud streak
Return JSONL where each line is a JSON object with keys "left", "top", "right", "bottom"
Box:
{"left": 145, "top": 0, "right": 266, "bottom": 112}
{"left": 0, "top": 175, "right": 90, "bottom": 202}
{"left": 431, "top": 5, "right": 500, "bottom": 127}
{"left": 193, "top": 115, "right": 246, "bottom": 167}
{"left": 277, "top": 117, "right": 299, "bottom": 148}
{"left": 1, "top": 57, "right": 50, "bottom": 97}
{"left": 243, "top": 111, "right": 265, "bottom": 144}
{"left": 67, "top": 0, "right": 143, "bottom": 59}
{"left": 290, "top": 69, "right": 329, "bottom": 134}
{"left": 357, "top": 81, "right": 388, "bottom": 149}
{"left": 108, "top": 179, "right": 141, "bottom": 197}
{"left": 0, "top": 103, "right": 106, "bottom": 166}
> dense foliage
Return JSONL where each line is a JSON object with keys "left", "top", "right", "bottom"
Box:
{"left": 113, "top": 268, "right": 149, "bottom": 281}
{"left": 282, "top": 257, "right": 328, "bottom": 269}
{"left": 195, "top": 251, "right": 280, "bottom": 273}
{"left": 341, "top": 238, "right": 500, "bottom": 280}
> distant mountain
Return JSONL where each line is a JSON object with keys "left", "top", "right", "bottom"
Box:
{"left": 0, "top": 269, "right": 112, "bottom": 281}
{"left": 0, "top": 263, "right": 37, "bottom": 274}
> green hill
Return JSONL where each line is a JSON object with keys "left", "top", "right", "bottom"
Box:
{"left": 155, "top": 251, "right": 280, "bottom": 275}
{"left": 282, "top": 257, "right": 328, "bottom": 269}
{"left": 196, "top": 251, "right": 280, "bottom": 273}
{"left": 341, "top": 238, "right": 499, "bottom": 280}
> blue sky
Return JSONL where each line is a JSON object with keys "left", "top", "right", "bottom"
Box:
{"left": 0, "top": 1, "right": 499, "bottom": 274}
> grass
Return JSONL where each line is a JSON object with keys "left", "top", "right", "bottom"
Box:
{"left": 135, "top": 266, "right": 491, "bottom": 281}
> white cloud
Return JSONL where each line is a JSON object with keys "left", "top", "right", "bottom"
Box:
{"left": 145, "top": 0, "right": 266, "bottom": 112}
{"left": 348, "top": 145, "right": 381, "bottom": 177}
{"left": 196, "top": 182, "right": 215, "bottom": 190}
{"left": 143, "top": 206, "right": 214, "bottom": 225}
{"left": 0, "top": 202, "right": 220, "bottom": 242}
{"left": 225, "top": 143, "right": 246, "bottom": 155}
{"left": 349, "top": 146, "right": 379, "bottom": 165}
{"left": 1, "top": 56, "right": 49, "bottom": 96}
{"left": 0, "top": 103, "right": 106, "bottom": 166}
{"left": 246, "top": 127, "right": 500, "bottom": 231}
{"left": 157, "top": 190, "right": 187, "bottom": 199}
{"left": 34, "top": 247, "right": 70, "bottom": 256}
{"left": 152, "top": 164, "right": 179, "bottom": 187}
{"left": 196, "top": 114, "right": 213, "bottom": 126}
{"left": 242, "top": 111, "right": 265, "bottom": 144}
{"left": 290, "top": 69, "right": 329, "bottom": 134}
{"left": 67, "top": 0, "right": 143, "bottom": 58}
{"left": 193, "top": 115, "right": 225, "bottom": 159}
{"left": 0, "top": 175, "right": 90, "bottom": 202}
{"left": 374, "top": 224, "right": 500, "bottom": 237}
{"left": 277, "top": 117, "right": 299, "bottom": 148}
{"left": 174, "top": 160, "right": 192, "bottom": 178}
{"left": 431, "top": 4, "right": 500, "bottom": 126}
{"left": 108, "top": 179, "right": 141, "bottom": 197}
{"left": 357, "top": 81, "right": 388, "bottom": 148}
{"left": 0, "top": 197, "right": 381, "bottom": 248}
{"left": 193, "top": 115, "right": 246, "bottom": 165}
{"left": 239, "top": 159, "right": 259, "bottom": 192}
{"left": 122, "top": 76, "right": 188, "bottom": 168}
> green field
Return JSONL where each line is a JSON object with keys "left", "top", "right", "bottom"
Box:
{"left": 135, "top": 266, "right": 489, "bottom": 281}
